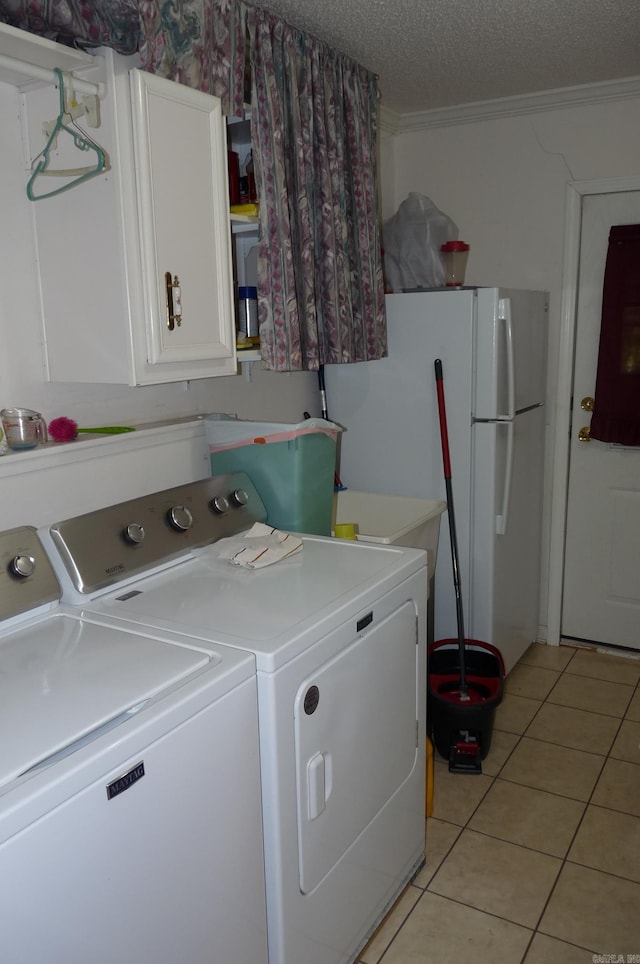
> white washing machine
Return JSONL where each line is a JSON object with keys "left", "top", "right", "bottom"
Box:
{"left": 41, "top": 472, "right": 428, "bottom": 964}
{"left": 0, "top": 525, "right": 268, "bottom": 964}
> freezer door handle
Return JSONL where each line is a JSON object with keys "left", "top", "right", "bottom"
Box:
{"left": 499, "top": 298, "right": 516, "bottom": 420}
{"left": 496, "top": 420, "right": 514, "bottom": 536}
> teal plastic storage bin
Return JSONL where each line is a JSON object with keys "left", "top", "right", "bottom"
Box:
{"left": 206, "top": 416, "right": 340, "bottom": 535}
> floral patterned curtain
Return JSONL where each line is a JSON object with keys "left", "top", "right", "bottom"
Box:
{"left": 137, "top": 0, "right": 247, "bottom": 117}
{"left": 247, "top": 5, "right": 386, "bottom": 371}
{"left": 0, "top": 0, "right": 140, "bottom": 52}
{"left": 0, "top": 0, "right": 247, "bottom": 115}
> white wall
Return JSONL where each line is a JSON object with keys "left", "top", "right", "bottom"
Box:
{"left": 379, "top": 91, "right": 640, "bottom": 636}
{"left": 0, "top": 81, "right": 318, "bottom": 430}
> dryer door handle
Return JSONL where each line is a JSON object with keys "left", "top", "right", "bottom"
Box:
{"left": 307, "top": 752, "right": 332, "bottom": 820}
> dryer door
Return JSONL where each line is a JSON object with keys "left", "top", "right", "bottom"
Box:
{"left": 294, "top": 600, "right": 418, "bottom": 894}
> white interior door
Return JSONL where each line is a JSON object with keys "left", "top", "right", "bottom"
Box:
{"left": 562, "top": 191, "right": 640, "bottom": 649}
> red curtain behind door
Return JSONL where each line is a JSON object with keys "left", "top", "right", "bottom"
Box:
{"left": 590, "top": 223, "right": 640, "bottom": 446}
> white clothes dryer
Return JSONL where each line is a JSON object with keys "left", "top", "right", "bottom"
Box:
{"left": 41, "top": 473, "right": 428, "bottom": 964}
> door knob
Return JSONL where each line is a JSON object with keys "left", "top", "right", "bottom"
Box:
{"left": 578, "top": 426, "right": 591, "bottom": 442}
{"left": 581, "top": 396, "right": 595, "bottom": 412}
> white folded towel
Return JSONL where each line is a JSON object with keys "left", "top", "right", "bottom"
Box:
{"left": 221, "top": 522, "right": 303, "bottom": 570}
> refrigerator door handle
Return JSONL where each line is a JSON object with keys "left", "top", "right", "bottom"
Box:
{"left": 499, "top": 297, "right": 516, "bottom": 419}
{"left": 496, "top": 420, "right": 514, "bottom": 536}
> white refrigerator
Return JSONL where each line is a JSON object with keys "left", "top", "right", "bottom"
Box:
{"left": 324, "top": 287, "right": 548, "bottom": 674}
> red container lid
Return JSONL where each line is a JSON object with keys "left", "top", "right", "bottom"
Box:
{"left": 441, "top": 240, "right": 469, "bottom": 251}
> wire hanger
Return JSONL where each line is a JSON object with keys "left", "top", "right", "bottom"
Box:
{"left": 26, "top": 68, "right": 108, "bottom": 201}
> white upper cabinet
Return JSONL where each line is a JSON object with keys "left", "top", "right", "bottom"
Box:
{"left": 129, "top": 70, "right": 236, "bottom": 372}
{"left": 22, "top": 43, "right": 237, "bottom": 384}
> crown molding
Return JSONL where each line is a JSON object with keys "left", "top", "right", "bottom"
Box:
{"left": 380, "top": 75, "right": 640, "bottom": 134}
{"left": 379, "top": 105, "right": 401, "bottom": 134}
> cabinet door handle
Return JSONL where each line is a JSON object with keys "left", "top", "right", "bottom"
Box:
{"left": 165, "top": 272, "right": 182, "bottom": 330}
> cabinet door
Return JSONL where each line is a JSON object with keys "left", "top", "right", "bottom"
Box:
{"left": 130, "top": 70, "right": 236, "bottom": 375}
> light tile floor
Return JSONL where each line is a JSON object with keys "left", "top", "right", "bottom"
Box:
{"left": 358, "top": 642, "right": 640, "bottom": 963}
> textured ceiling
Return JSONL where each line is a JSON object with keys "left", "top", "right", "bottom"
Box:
{"left": 248, "top": 0, "right": 640, "bottom": 113}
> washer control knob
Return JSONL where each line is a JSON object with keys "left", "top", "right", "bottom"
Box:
{"left": 11, "top": 554, "right": 36, "bottom": 578}
{"left": 210, "top": 495, "right": 230, "bottom": 515}
{"left": 168, "top": 505, "right": 193, "bottom": 532}
{"left": 230, "top": 488, "right": 249, "bottom": 508}
{"left": 124, "top": 522, "right": 145, "bottom": 545}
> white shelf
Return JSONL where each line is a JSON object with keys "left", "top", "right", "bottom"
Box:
{"left": 231, "top": 214, "right": 259, "bottom": 227}
{"left": 237, "top": 349, "right": 261, "bottom": 362}
{"left": 0, "top": 22, "right": 97, "bottom": 89}
{"left": 227, "top": 111, "right": 251, "bottom": 127}
{"left": 0, "top": 418, "right": 205, "bottom": 477}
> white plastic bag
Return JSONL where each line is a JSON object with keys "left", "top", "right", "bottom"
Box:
{"left": 383, "top": 193, "right": 458, "bottom": 291}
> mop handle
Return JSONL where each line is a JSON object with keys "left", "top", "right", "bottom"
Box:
{"left": 434, "top": 358, "right": 468, "bottom": 696}
{"left": 318, "top": 365, "right": 329, "bottom": 421}
{"left": 434, "top": 359, "right": 452, "bottom": 479}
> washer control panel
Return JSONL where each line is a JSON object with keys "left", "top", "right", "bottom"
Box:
{"left": 0, "top": 526, "right": 60, "bottom": 620}
{"left": 40, "top": 473, "right": 267, "bottom": 597}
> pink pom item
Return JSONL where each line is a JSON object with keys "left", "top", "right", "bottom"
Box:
{"left": 48, "top": 417, "right": 79, "bottom": 442}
